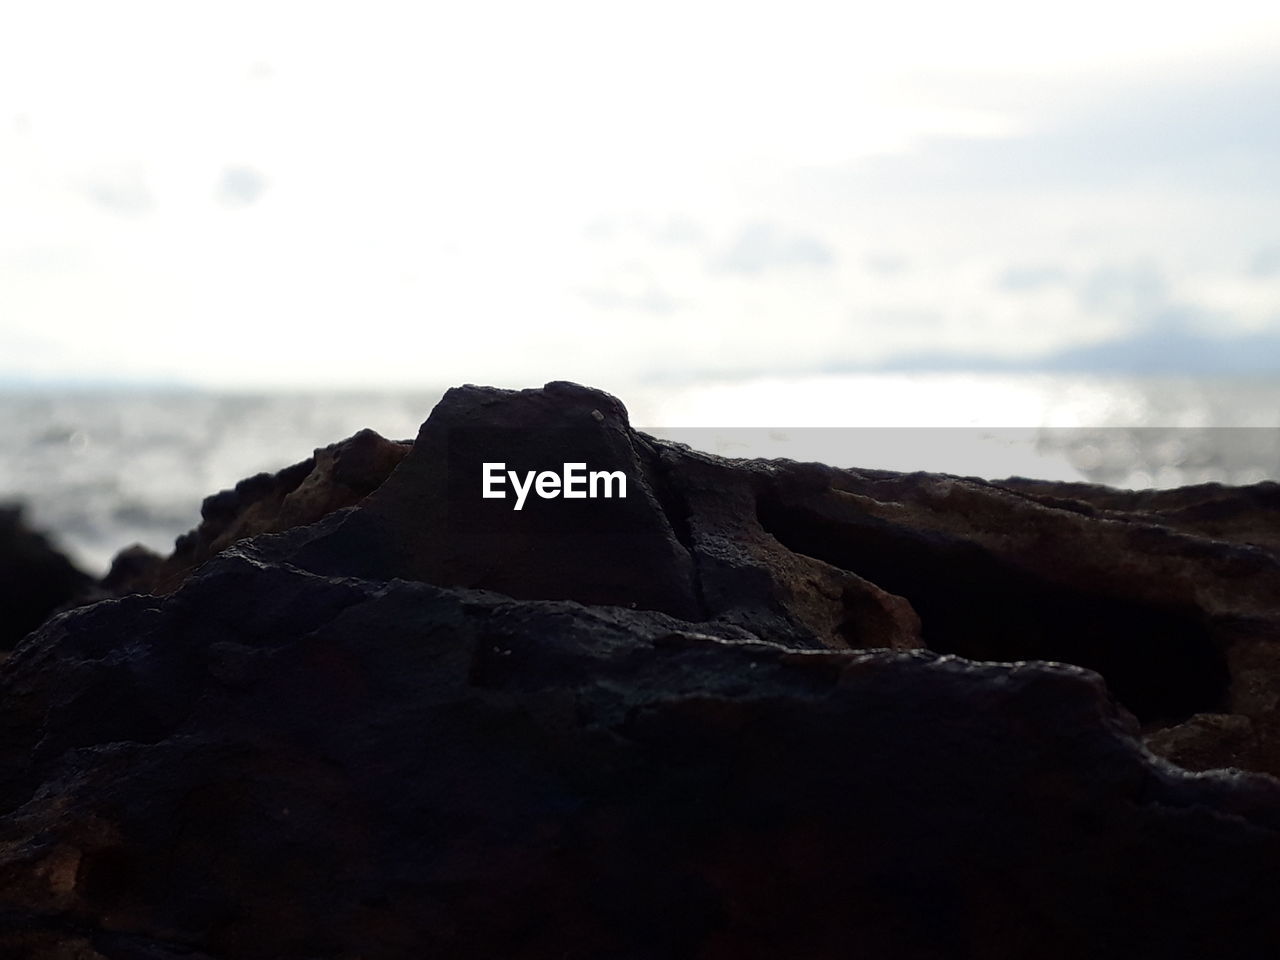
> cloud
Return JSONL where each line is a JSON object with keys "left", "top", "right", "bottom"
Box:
{"left": 583, "top": 215, "right": 706, "bottom": 247}
{"left": 851, "top": 54, "right": 1280, "bottom": 193}
{"left": 216, "top": 166, "right": 268, "bottom": 207}
{"left": 5, "top": 9, "right": 1277, "bottom": 391}
{"left": 2, "top": 245, "right": 89, "bottom": 273}
{"left": 1074, "top": 262, "right": 1167, "bottom": 316}
{"left": 0, "top": 329, "right": 63, "bottom": 361}
{"left": 1251, "top": 248, "right": 1280, "bottom": 277}
{"left": 1033, "top": 323, "right": 1280, "bottom": 375}
{"left": 80, "top": 166, "right": 153, "bottom": 216}
{"left": 997, "top": 264, "right": 1069, "bottom": 292}
{"left": 850, "top": 306, "right": 942, "bottom": 329}
{"left": 578, "top": 284, "right": 679, "bottom": 315}
{"left": 578, "top": 259, "right": 681, "bottom": 315}
{"left": 846, "top": 312, "right": 1280, "bottom": 376}
{"left": 652, "top": 217, "right": 705, "bottom": 246}
{"left": 710, "top": 222, "right": 835, "bottom": 276}
{"left": 996, "top": 260, "right": 1173, "bottom": 320}
{"left": 581, "top": 280, "right": 680, "bottom": 317}
{"left": 865, "top": 253, "right": 910, "bottom": 276}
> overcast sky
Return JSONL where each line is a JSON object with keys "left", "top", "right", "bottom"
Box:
{"left": 2, "top": 1, "right": 1279, "bottom": 390}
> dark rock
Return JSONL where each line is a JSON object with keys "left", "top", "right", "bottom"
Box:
{"left": 1143, "top": 711, "right": 1257, "bottom": 770}
{"left": 0, "top": 503, "right": 92, "bottom": 652}
{"left": 100, "top": 544, "right": 163, "bottom": 593}
{"left": 280, "top": 381, "right": 705, "bottom": 621}
{"left": 3, "top": 381, "right": 1280, "bottom": 958}
{"left": 3, "top": 550, "right": 1280, "bottom": 958}
{"left": 994, "top": 477, "right": 1280, "bottom": 559}
{"left": 109, "top": 428, "right": 410, "bottom": 595}
{"left": 262, "top": 382, "right": 921, "bottom": 650}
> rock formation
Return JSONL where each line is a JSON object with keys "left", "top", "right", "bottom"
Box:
{"left": 2, "top": 382, "right": 1278, "bottom": 958}
{"left": 0, "top": 503, "right": 91, "bottom": 653}
{"left": 111, "top": 427, "right": 410, "bottom": 596}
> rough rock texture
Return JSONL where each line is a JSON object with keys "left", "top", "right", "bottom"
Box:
{"left": 263, "top": 381, "right": 921, "bottom": 651}
{"left": 996, "top": 475, "right": 1280, "bottom": 558}
{"left": 2, "top": 381, "right": 1279, "bottom": 958}
{"left": 0, "top": 504, "right": 92, "bottom": 653}
{"left": 5, "top": 551, "right": 1280, "bottom": 959}
{"left": 966, "top": 475, "right": 1280, "bottom": 772}
{"left": 111, "top": 428, "right": 410, "bottom": 596}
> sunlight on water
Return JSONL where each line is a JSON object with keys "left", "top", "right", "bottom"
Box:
{"left": 630, "top": 372, "right": 1280, "bottom": 488}
{"left": 624, "top": 373, "right": 1280, "bottom": 428}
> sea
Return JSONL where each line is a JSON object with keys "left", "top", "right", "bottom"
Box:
{"left": 2, "top": 373, "right": 1278, "bottom": 577}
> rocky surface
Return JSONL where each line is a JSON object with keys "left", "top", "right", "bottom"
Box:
{"left": 109, "top": 427, "right": 410, "bottom": 596}
{"left": 0, "top": 503, "right": 92, "bottom": 653}
{"left": 1, "top": 381, "right": 1279, "bottom": 958}
{"left": 995, "top": 475, "right": 1280, "bottom": 559}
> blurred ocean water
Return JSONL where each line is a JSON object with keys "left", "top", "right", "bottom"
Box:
{"left": 2, "top": 374, "right": 1278, "bottom": 575}
{"left": 0, "top": 390, "right": 441, "bottom": 575}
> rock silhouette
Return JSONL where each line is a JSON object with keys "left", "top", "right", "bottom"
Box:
{"left": 0, "top": 503, "right": 91, "bottom": 653}
{"left": 111, "top": 427, "right": 411, "bottom": 597}
{"left": 2, "top": 382, "right": 1279, "bottom": 959}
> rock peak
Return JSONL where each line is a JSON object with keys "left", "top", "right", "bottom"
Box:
{"left": 5, "top": 382, "right": 1280, "bottom": 957}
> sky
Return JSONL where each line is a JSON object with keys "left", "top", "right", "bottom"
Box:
{"left": 2, "top": 1, "right": 1279, "bottom": 391}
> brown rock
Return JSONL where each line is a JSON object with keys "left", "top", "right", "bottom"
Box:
{"left": 258, "top": 383, "right": 921, "bottom": 649}
{"left": 96, "top": 384, "right": 1280, "bottom": 767}
{"left": 1144, "top": 712, "right": 1256, "bottom": 771}
{"left": 111, "top": 428, "right": 410, "bottom": 595}
{"left": 2, "top": 551, "right": 1279, "bottom": 958}
{"left": 996, "top": 476, "right": 1280, "bottom": 558}
{"left": 7, "top": 381, "right": 1279, "bottom": 957}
